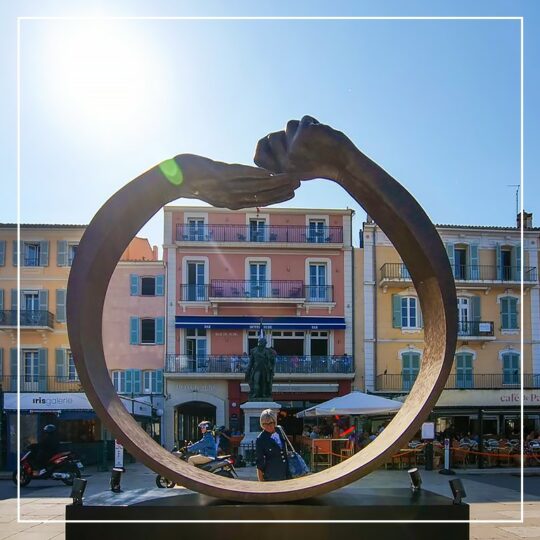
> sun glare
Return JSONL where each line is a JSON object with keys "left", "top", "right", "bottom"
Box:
{"left": 40, "top": 20, "right": 166, "bottom": 142}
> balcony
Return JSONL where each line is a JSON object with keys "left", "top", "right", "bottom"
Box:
{"left": 180, "top": 281, "right": 334, "bottom": 303}
{"left": 457, "top": 320, "right": 495, "bottom": 340}
{"left": 1, "top": 375, "right": 82, "bottom": 392}
{"left": 165, "top": 354, "right": 354, "bottom": 375}
{"left": 376, "top": 373, "right": 540, "bottom": 392}
{"left": 0, "top": 310, "right": 54, "bottom": 330}
{"left": 176, "top": 224, "right": 343, "bottom": 244}
{"left": 379, "top": 263, "right": 538, "bottom": 287}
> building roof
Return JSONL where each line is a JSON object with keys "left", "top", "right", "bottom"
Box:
{"left": 0, "top": 223, "right": 87, "bottom": 229}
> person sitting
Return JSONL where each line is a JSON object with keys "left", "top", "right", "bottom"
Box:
{"left": 309, "top": 426, "right": 320, "bottom": 439}
{"left": 187, "top": 421, "right": 217, "bottom": 466}
{"left": 35, "top": 424, "right": 60, "bottom": 473}
{"left": 215, "top": 425, "right": 232, "bottom": 455}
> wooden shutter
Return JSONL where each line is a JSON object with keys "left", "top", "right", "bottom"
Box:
{"left": 55, "top": 348, "right": 67, "bottom": 381}
{"left": 512, "top": 245, "right": 521, "bottom": 281}
{"left": 39, "top": 241, "right": 49, "bottom": 267}
{"left": 10, "top": 348, "right": 17, "bottom": 391}
{"left": 38, "top": 348, "right": 48, "bottom": 391}
{"left": 470, "top": 296, "right": 481, "bottom": 322}
{"left": 130, "top": 274, "right": 139, "bottom": 296}
{"left": 155, "top": 369, "right": 164, "bottom": 394}
{"left": 155, "top": 317, "right": 164, "bottom": 344}
{"left": 445, "top": 243, "right": 455, "bottom": 276}
{"left": 509, "top": 298, "right": 518, "bottom": 329}
{"left": 156, "top": 275, "right": 165, "bottom": 296}
{"left": 469, "top": 244, "right": 479, "bottom": 280}
{"left": 130, "top": 317, "right": 139, "bottom": 344}
{"left": 133, "top": 369, "right": 142, "bottom": 394}
{"left": 39, "top": 290, "right": 48, "bottom": 311}
{"left": 57, "top": 240, "right": 68, "bottom": 266}
{"left": 125, "top": 369, "right": 133, "bottom": 394}
{"left": 0, "top": 289, "right": 3, "bottom": 312}
{"left": 12, "top": 241, "right": 18, "bottom": 267}
{"left": 56, "top": 289, "right": 66, "bottom": 322}
{"left": 0, "top": 348, "right": 3, "bottom": 377}
{"left": 0, "top": 240, "right": 5, "bottom": 266}
{"left": 500, "top": 297, "right": 509, "bottom": 329}
{"left": 392, "top": 295, "right": 402, "bottom": 328}
{"left": 11, "top": 289, "right": 17, "bottom": 310}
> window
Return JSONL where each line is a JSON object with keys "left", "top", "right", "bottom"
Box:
{"left": 455, "top": 353, "right": 473, "bottom": 389}
{"left": 112, "top": 370, "right": 126, "bottom": 393}
{"left": 308, "top": 220, "right": 326, "bottom": 243}
{"left": 186, "top": 262, "right": 206, "bottom": 301}
{"left": 68, "top": 244, "right": 78, "bottom": 266}
{"left": 24, "top": 243, "right": 40, "bottom": 267}
{"left": 141, "top": 318, "right": 156, "bottom": 344}
{"left": 454, "top": 248, "right": 467, "bottom": 280}
{"left": 23, "top": 350, "right": 39, "bottom": 383}
{"left": 143, "top": 371, "right": 155, "bottom": 394}
{"left": 249, "top": 219, "right": 266, "bottom": 242}
{"left": 67, "top": 351, "right": 78, "bottom": 381}
{"left": 500, "top": 296, "right": 518, "bottom": 330}
{"left": 402, "top": 351, "right": 420, "bottom": 391}
{"left": 141, "top": 277, "right": 156, "bottom": 296}
{"left": 187, "top": 219, "right": 205, "bottom": 241}
{"left": 309, "top": 263, "right": 328, "bottom": 301}
{"left": 249, "top": 262, "right": 267, "bottom": 297}
{"left": 502, "top": 352, "right": 520, "bottom": 385}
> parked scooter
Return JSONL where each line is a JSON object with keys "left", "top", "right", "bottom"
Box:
{"left": 155, "top": 446, "right": 238, "bottom": 488}
{"left": 12, "top": 443, "right": 84, "bottom": 487}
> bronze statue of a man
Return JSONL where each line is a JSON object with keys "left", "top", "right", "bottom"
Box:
{"left": 245, "top": 338, "right": 276, "bottom": 400}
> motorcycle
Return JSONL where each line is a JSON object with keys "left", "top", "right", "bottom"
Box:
{"left": 155, "top": 447, "right": 238, "bottom": 488}
{"left": 12, "top": 443, "right": 84, "bottom": 487}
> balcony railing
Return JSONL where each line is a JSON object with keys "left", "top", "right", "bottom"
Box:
{"left": 380, "top": 263, "right": 538, "bottom": 283}
{"left": 376, "top": 373, "right": 540, "bottom": 392}
{"left": 1, "top": 375, "right": 82, "bottom": 392}
{"left": 176, "top": 224, "right": 343, "bottom": 244}
{"left": 165, "top": 354, "right": 354, "bottom": 374}
{"left": 457, "top": 320, "right": 494, "bottom": 338}
{"left": 180, "top": 281, "right": 334, "bottom": 302}
{"left": 0, "top": 310, "right": 55, "bottom": 329}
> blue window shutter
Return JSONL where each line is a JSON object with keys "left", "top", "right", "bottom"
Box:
{"left": 0, "top": 289, "right": 3, "bottom": 312}
{"left": 38, "top": 348, "right": 48, "bottom": 391}
{"left": 55, "top": 348, "right": 66, "bottom": 380}
{"left": 11, "top": 289, "right": 17, "bottom": 311}
{"left": 496, "top": 243, "right": 502, "bottom": 280}
{"left": 445, "top": 243, "right": 455, "bottom": 276}
{"left": 510, "top": 298, "right": 518, "bottom": 329}
{"left": 0, "top": 348, "right": 3, "bottom": 377}
{"left": 133, "top": 369, "right": 142, "bottom": 394}
{"left": 57, "top": 241, "right": 68, "bottom": 266}
{"left": 156, "top": 369, "right": 164, "bottom": 394}
{"left": 39, "top": 290, "right": 48, "bottom": 311}
{"left": 39, "top": 241, "right": 49, "bottom": 267}
{"left": 12, "top": 241, "right": 18, "bottom": 267}
{"left": 500, "top": 297, "right": 509, "bottom": 329}
{"left": 56, "top": 289, "right": 66, "bottom": 322}
{"left": 469, "top": 244, "right": 479, "bottom": 280}
{"left": 155, "top": 317, "right": 164, "bottom": 344}
{"left": 512, "top": 245, "right": 521, "bottom": 281}
{"left": 130, "top": 317, "right": 139, "bottom": 344}
{"left": 125, "top": 369, "right": 133, "bottom": 394}
{"left": 10, "top": 348, "right": 17, "bottom": 391}
{"left": 130, "top": 274, "right": 139, "bottom": 296}
{"left": 417, "top": 302, "right": 423, "bottom": 328}
{"left": 392, "top": 295, "right": 401, "bottom": 328}
{"left": 470, "top": 296, "right": 481, "bottom": 322}
{"left": 156, "top": 275, "right": 165, "bottom": 296}
{"left": 0, "top": 240, "right": 5, "bottom": 266}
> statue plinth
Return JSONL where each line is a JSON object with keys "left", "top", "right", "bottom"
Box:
{"left": 239, "top": 400, "right": 282, "bottom": 453}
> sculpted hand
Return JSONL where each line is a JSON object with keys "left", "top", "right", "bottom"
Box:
{"left": 254, "top": 115, "right": 357, "bottom": 182}
{"left": 166, "top": 154, "right": 301, "bottom": 210}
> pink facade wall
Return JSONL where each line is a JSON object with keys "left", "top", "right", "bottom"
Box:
{"left": 103, "top": 263, "right": 165, "bottom": 370}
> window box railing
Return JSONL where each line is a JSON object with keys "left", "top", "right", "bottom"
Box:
{"left": 165, "top": 354, "right": 354, "bottom": 374}
{"left": 0, "top": 310, "right": 54, "bottom": 329}
{"left": 376, "top": 373, "right": 540, "bottom": 391}
{"left": 176, "top": 224, "right": 343, "bottom": 244}
{"left": 457, "top": 320, "right": 494, "bottom": 337}
{"left": 1, "top": 375, "right": 82, "bottom": 392}
{"left": 380, "top": 263, "right": 537, "bottom": 283}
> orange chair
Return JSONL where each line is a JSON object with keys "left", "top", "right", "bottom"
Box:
{"left": 339, "top": 439, "right": 355, "bottom": 462}
{"left": 312, "top": 439, "right": 332, "bottom": 470}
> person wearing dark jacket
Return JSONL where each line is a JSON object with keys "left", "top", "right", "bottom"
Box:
{"left": 36, "top": 424, "right": 60, "bottom": 470}
{"left": 255, "top": 409, "right": 290, "bottom": 482}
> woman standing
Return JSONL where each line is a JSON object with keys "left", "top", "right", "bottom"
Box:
{"left": 255, "top": 409, "right": 290, "bottom": 482}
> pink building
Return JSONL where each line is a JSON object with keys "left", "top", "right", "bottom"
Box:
{"left": 163, "top": 206, "right": 354, "bottom": 447}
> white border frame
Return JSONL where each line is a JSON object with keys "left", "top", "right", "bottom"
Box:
{"left": 16, "top": 14, "right": 524, "bottom": 526}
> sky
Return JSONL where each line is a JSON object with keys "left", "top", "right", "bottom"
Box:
{"left": 1, "top": 1, "right": 539, "bottom": 254}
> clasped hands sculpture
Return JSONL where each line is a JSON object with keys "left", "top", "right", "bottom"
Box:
{"left": 67, "top": 116, "right": 456, "bottom": 503}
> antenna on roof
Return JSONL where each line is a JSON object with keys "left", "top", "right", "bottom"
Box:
{"left": 507, "top": 184, "right": 520, "bottom": 220}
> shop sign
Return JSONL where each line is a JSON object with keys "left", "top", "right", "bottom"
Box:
{"left": 436, "top": 389, "right": 540, "bottom": 408}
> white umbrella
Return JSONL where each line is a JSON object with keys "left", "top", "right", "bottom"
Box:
{"left": 296, "top": 390, "right": 403, "bottom": 418}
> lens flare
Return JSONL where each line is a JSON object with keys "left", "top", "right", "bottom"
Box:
{"left": 159, "top": 159, "right": 183, "bottom": 186}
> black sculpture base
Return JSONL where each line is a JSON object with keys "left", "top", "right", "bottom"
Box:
{"left": 66, "top": 488, "right": 469, "bottom": 540}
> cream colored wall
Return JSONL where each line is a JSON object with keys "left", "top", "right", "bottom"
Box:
{"left": 353, "top": 248, "right": 365, "bottom": 389}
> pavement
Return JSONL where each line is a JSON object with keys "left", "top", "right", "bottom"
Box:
{"left": 0, "top": 463, "right": 539, "bottom": 539}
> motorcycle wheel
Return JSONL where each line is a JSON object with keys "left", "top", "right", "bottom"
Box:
{"left": 13, "top": 468, "right": 31, "bottom": 487}
{"left": 61, "top": 467, "right": 81, "bottom": 486}
{"left": 215, "top": 469, "right": 234, "bottom": 478}
{"left": 155, "top": 475, "right": 176, "bottom": 488}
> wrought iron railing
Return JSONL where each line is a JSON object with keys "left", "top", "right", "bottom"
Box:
{"left": 457, "top": 320, "right": 494, "bottom": 337}
{"left": 176, "top": 224, "right": 343, "bottom": 244}
{"left": 165, "top": 354, "right": 354, "bottom": 374}
{"left": 376, "top": 373, "right": 540, "bottom": 391}
{"left": 380, "top": 263, "right": 537, "bottom": 283}
{"left": 0, "top": 310, "right": 54, "bottom": 328}
{"left": 180, "top": 281, "right": 334, "bottom": 302}
{"left": 0, "top": 375, "right": 83, "bottom": 392}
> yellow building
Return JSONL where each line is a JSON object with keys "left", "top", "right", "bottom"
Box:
{"left": 357, "top": 213, "right": 540, "bottom": 438}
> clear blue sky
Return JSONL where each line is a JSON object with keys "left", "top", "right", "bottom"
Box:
{"left": 1, "top": 1, "right": 539, "bottom": 252}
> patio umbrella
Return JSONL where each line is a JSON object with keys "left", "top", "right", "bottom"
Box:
{"left": 296, "top": 390, "right": 403, "bottom": 418}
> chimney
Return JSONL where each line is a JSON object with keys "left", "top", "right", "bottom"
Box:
{"left": 152, "top": 245, "right": 159, "bottom": 260}
{"left": 517, "top": 211, "right": 533, "bottom": 229}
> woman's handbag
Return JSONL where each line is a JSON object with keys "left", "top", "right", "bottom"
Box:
{"left": 278, "top": 426, "right": 310, "bottom": 477}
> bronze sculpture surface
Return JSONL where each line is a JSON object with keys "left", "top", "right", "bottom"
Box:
{"left": 67, "top": 116, "right": 457, "bottom": 503}
{"left": 245, "top": 337, "right": 276, "bottom": 400}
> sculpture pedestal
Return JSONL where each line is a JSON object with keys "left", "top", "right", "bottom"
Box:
{"left": 240, "top": 401, "right": 281, "bottom": 452}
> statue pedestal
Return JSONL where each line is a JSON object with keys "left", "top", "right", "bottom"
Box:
{"left": 239, "top": 401, "right": 281, "bottom": 453}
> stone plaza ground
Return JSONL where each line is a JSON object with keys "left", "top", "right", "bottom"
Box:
{"left": 0, "top": 463, "right": 539, "bottom": 539}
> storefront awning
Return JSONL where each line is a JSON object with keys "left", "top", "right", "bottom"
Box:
{"left": 175, "top": 315, "right": 346, "bottom": 330}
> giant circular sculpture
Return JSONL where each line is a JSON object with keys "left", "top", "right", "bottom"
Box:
{"left": 67, "top": 117, "right": 457, "bottom": 503}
